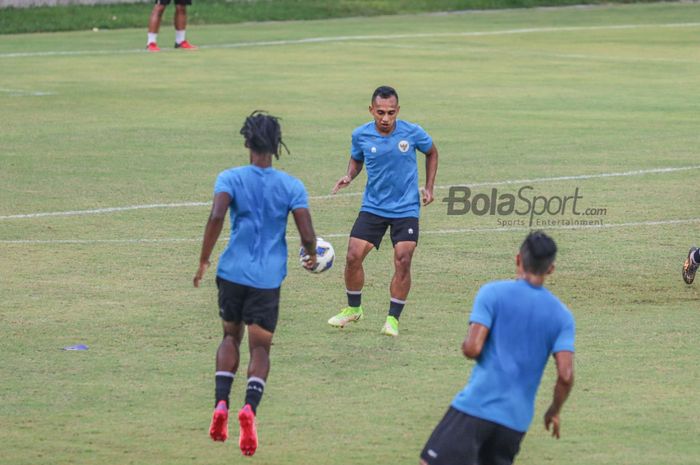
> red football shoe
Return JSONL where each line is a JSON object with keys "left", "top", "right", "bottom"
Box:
{"left": 238, "top": 404, "right": 258, "bottom": 456}
{"left": 146, "top": 42, "right": 160, "bottom": 52}
{"left": 175, "top": 40, "right": 198, "bottom": 50}
{"left": 209, "top": 400, "right": 229, "bottom": 442}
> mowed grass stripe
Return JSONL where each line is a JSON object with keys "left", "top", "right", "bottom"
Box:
{"left": 1, "top": 164, "right": 699, "bottom": 219}
{"left": 1, "top": 4, "right": 700, "bottom": 465}
{"left": 0, "top": 21, "right": 699, "bottom": 59}
{"left": 2, "top": 216, "right": 700, "bottom": 245}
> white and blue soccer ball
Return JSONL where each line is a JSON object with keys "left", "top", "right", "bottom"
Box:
{"left": 300, "top": 237, "right": 335, "bottom": 273}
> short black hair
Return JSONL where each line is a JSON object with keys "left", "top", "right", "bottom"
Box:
{"left": 371, "top": 86, "right": 399, "bottom": 104}
{"left": 520, "top": 231, "right": 557, "bottom": 275}
{"left": 239, "top": 110, "right": 289, "bottom": 159}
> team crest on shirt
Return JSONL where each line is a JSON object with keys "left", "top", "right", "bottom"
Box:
{"left": 398, "top": 140, "right": 410, "bottom": 153}
{"left": 371, "top": 147, "right": 377, "bottom": 153}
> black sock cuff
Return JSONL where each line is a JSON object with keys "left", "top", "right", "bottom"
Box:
{"left": 389, "top": 298, "right": 406, "bottom": 319}
{"left": 246, "top": 377, "right": 265, "bottom": 392}
{"left": 215, "top": 372, "right": 235, "bottom": 407}
{"left": 245, "top": 377, "right": 266, "bottom": 414}
{"left": 347, "top": 289, "right": 362, "bottom": 308}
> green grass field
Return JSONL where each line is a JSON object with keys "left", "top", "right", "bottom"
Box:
{"left": 1, "top": 3, "right": 700, "bottom": 464}
{"left": 0, "top": 0, "right": 660, "bottom": 34}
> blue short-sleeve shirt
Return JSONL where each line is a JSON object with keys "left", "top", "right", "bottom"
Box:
{"left": 451, "top": 279, "right": 575, "bottom": 432}
{"left": 213, "top": 165, "right": 308, "bottom": 289}
{"left": 350, "top": 120, "right": 433, "bottom": 218}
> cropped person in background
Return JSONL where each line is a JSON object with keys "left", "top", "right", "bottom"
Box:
{"left": 146, "top": 0, "right": 197, "bottom": 52}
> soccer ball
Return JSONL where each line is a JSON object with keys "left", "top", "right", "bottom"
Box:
{"left": 300, "top": 238, "right": 335, "bottom": 273}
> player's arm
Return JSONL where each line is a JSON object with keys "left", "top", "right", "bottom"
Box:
{"left": 544, "top": 351, "right": 574, "bottom": 439}
{"left": 292, "top": 207, "right": 317, "bottom": 270}
{"left": 461, "top": 322, "right": 489, "bottom": 359}
{"left": 332, "top": 158, "right": 364, "bottom": 194}
{"left": 421, "top": 144, "right": 438, "bottom": 206}
{"left": 193, "top": 192, "right": 231, "bottom": 288}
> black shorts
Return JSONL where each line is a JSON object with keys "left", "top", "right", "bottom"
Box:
{"left": 216, "top": 277, "right": 280, "bottom": 333}
{"left": 155, "top": 0, "right": 191, "bottom": 5}
{"left": 350, "top": 211, "right": 419, "bottom": 249}
{"left": 420, "top": 407, "right": 525, "bottom": 465}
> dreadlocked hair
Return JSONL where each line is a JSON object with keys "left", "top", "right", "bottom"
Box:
{"left": 239, "top": 110, "right": 289, "bottom": 159}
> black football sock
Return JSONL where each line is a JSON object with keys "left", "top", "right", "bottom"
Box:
{"left": 347, "top": 289, "right": 362, "bottom": 308}
{"left": 693, "top": 249, "right": 700, "bottom": 264}
{"left": 388, "top": 298, "right": 406, "bottom": 320}
{"left": 215, "top": 371, "right": 234, "bottom": 408}
{"left": 244, "top": 377, "right": 266, "bottom": 414}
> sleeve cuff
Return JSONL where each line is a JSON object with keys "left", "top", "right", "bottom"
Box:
{"left": 469, "top": 316, "right": 491, "bottom": 329}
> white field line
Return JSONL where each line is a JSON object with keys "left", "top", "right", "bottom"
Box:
{"left": 2, "top": 164, "right": 699, "bottom": 220}
{"left": 324, "top": 218, "right": 700, "bottom": 238}
{"left": 0, "top": 88, "right": 55, "bottom": 96}
{"left": 0, "top": 238, "right": 199, "bottom": 244}
{"left": 440, "top": 165, "right": 700, "bottom": 189}
{"left": 1, "top": 22, "right": 699, "bottom": 59}
{"left": 529, "top": 51, "right": 700, "bottom": 65}
{"left": 0, "top": 201, "right": 209, "bottom": 220}
{"left": 2, "top": 217, "right": 699, "bottom": 245}
{"left": 377, "top": 43, "right": 700, "bottom": 65}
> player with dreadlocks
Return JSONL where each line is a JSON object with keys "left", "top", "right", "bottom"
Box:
{"left": 194, "top": 111, "right": 317, "bottom": 456}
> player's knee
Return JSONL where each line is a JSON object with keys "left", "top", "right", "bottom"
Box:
{"left": 250, "top": 337, "right": 271, "bottom": 351}
{"left": 346, "top": 250, "right": 364, "bottom": 269}
{"left": 394, "top": 252, "right": 413, "bottom": 270}
{"left": 223, "top": 331, "right": 242, "bottom": 344}
{"left": 222, "top": 321, "right": 242, "bottom": 339}
{"left": 247, "top": 325, "right": 273, "bottom": 350}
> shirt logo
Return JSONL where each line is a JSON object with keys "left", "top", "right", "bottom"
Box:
{"left": 371, "top": 147, "right": 377, "bottom": 153}
{"left": 398, "top": 140, "right": 410, "bottom": 153}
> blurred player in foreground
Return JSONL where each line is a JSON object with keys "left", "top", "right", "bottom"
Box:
{"left": 420, "top": 231, "right": 575, "bottom": 465}
{"left": 194, "top": 111, "right": 316, "bottom": 456}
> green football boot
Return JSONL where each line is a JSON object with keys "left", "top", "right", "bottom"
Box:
{"left": 380, "top": 316, "right": 399, "bottom": 337}
{"left": 683, "top": 246, "right": 699, "bottom": 284}
{"left": 328, "top": 306, "right": 363, "bottom": 328}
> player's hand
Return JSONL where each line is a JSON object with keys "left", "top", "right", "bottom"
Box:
{"left": 421, "top": 186, "right": 434, "bottom": 206}
{"left": 193, "top": 260, "right": 210, "bottom": 288}
{"left": 332, "top": 175, "right": 352, "bottom": 194}
{"left": 544, "top": 407, "right": 561, "bottom": 439}
{"left": 301, "top": 253, "right": 317, "bottom": 271}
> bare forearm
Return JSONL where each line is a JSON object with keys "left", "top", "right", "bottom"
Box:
{"left": 461, "top": 323, "right": 489, "bottom": 360}
{"left": 346, "top": 158, "right": 363, "bottom": 180}
{"left": 549, "top": 377, "right": 573, "bottom": 414}
{"left": 293, "top": 208, "right": 317, "bottom": 255}
{"left": 199, "top": 216, "right": 224, "bottom": 264}
{"left": 300, "top": 230, "right": 316, "bottom": 256}
{"left": 425, "top": 147, "right": 438, "bottom": 189}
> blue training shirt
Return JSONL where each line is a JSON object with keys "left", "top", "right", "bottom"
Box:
{"left": 451, "top": 279, "right": 575, "bottom": 433}
{"left": 351, "top": 120, "right": 433, "bottom": 218}
{"left": 213, "top": 165, "right": 308, "bottom": 289}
